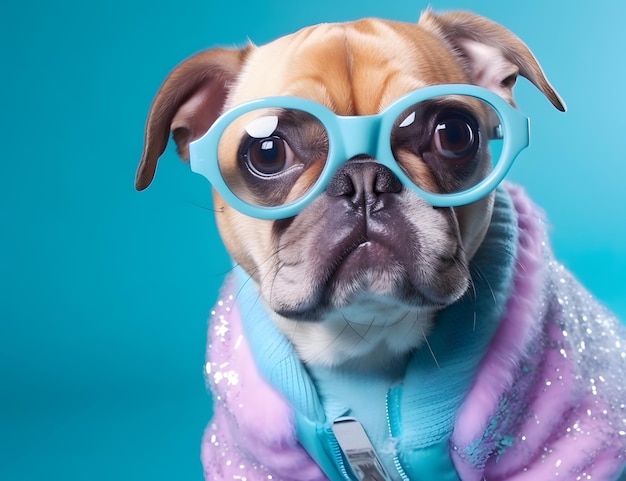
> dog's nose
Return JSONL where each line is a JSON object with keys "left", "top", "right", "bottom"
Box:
{"left": 326, "top": 157, "right": 402, "bottom": 206}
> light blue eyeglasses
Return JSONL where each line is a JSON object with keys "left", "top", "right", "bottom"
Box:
{"left": 189, "top": 84, "right": 530, "bottom": 220}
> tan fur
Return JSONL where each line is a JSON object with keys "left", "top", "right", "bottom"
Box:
{"left": 393, "top": 149, "right": 440, "bottom": 193}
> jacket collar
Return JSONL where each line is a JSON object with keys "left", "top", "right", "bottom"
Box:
{"left": 234, "top": 188, "right": 518, "bottom": 480}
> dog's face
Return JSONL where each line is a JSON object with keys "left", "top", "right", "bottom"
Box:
{"left": 137, "top": 11, "right": 564, "bottom": 368}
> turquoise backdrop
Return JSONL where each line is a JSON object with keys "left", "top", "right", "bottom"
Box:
{"left": 1, "top": 0, "right": 625, "bottom": 480}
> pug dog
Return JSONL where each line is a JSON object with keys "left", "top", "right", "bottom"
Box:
{"left": 136, "top": 9, "right": 626, "bottom": 481}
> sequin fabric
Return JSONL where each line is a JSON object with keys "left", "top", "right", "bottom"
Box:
{"left": 451, "top": 186, "right": 626, "bottom": 480}
{"left": 203, "top": 295, "right": 264, "bottom": 481}
{"left": 203, "top": 293, "right": 280, "bottom": 481}
{"left": 533, "top": 258, "right": 626, "bottom": 480}
{"left": 200, "top": 185, "right": 626, "bottom": 481}
{"left": 452, "top": 251, "right": 626, "bottom": 480}
{"left": 201, "top": 290, "right": 327, "bottom": 481}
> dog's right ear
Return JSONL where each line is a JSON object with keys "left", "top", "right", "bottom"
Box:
{"left": 135, "top": 47, "right": 250, "bottom": 190}
{"left": 419, "top": 9, "right": 566, "bottom": 112}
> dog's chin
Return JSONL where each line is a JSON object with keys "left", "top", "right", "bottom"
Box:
{"left": 272, "top": 289, "right": 442, "bottom": 368}
{"left": 268, "top": 255, "right": 468, "bottom": 368}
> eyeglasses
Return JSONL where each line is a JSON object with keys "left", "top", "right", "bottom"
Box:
{"left": 189, "top": 84, "right": 530, "bottom": 220}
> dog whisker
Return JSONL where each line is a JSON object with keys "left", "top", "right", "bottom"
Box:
{"left": 188, "top": 200, "right": 224, "bottom": 215}
{"left": 469, "top": 263, "right": 497, "bottom": 306}
{"left": 304, "top": 319, "right": 356, "bottom": 364}
{"left": 343, "top": 313, "right": 377, "bottom": 344}
{"left": 421, "top": 327, "right": 441, "bottom": 370}
{"left": 233, "top": 270, "right": 264, "bottom": 314}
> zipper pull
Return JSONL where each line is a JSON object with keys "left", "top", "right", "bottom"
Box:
{"left": 332, "top": 417, "right": 392, "bottom": 481}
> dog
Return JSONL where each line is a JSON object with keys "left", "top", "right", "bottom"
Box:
{"left": 136, "top": 9, "right": 626, "bottom": 481}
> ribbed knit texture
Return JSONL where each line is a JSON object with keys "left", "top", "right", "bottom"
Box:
{"left": 398, "top": 188, "right": 517, "bottom": 451}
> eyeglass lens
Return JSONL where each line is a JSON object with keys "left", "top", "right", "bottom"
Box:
{"left": 216, "top": 96, "right": 503, "bottom": 208}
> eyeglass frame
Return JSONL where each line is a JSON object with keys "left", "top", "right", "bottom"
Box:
{"left": 189, "top": 83, "right": 530, "bottom": 220}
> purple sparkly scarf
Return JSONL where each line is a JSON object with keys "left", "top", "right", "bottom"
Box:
{"left": 201, "top": 184, "right": 626, "bottom": 481}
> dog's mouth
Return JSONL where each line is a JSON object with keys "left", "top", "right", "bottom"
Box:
{"left": 325, "top": 227, "right": 412, "bottom": 297}
{"left": 335, "top": 239, "right": 391, "bottom": 275}
{"left": 265, "top": 190, "right": 469, "bottom": 321}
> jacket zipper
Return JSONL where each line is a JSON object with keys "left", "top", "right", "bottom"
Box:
{"left": 328, "top": 429, "right": 355, "bottom": 480}
{"left": 319, "top": 386, "right": 411, "bottom": 481}
{"left": 386, "top": 385, "right": 411, "bottom": 481}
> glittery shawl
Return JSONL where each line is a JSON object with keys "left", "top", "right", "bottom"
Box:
{"left": 201, "top": 184, "right": 626, "bottom": 481}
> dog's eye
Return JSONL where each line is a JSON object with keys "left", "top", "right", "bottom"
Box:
{"left": 245, "top": 136, "right": 295, "bottom": 177}
{"left": 432, "top": 113, "right": 479, "bottom": 162}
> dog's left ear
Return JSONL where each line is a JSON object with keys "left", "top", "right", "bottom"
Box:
{"left": 136, "top": 47, "right": 251, "bottom": 190}
{"left": 420, "top": 9, "right": 566, "bottom": 111}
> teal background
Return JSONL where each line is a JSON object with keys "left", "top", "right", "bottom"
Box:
{"left": 1, "top": 0, "right": 625, "bottom": 480}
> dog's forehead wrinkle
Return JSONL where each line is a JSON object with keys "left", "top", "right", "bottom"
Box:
{"left": 232, "top": 18, "right": 469, "bottom": 117}
{"left": 344, "top": 20, "right": 432, "bottom": 114}
{"left": 262, "top": 20, "right": 435, "bottom": 114}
